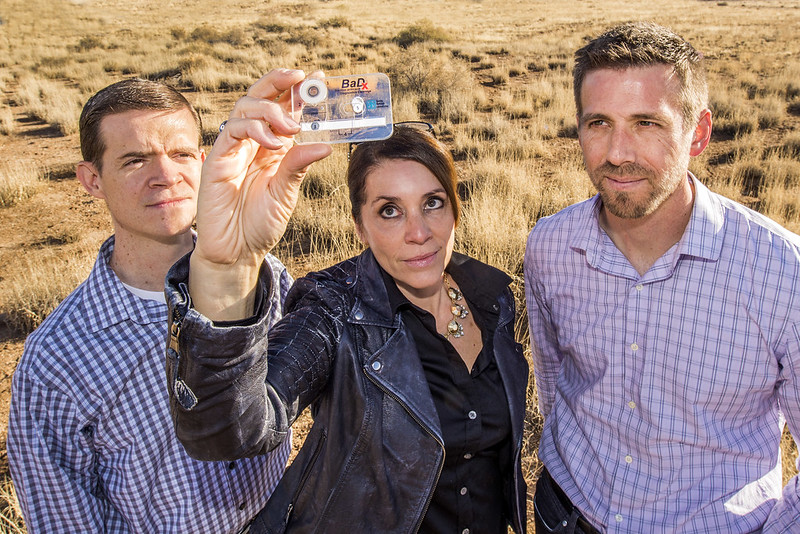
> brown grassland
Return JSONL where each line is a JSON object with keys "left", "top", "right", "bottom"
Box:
{"left": 1, "top": 0, "right": 799, "bottom": 531}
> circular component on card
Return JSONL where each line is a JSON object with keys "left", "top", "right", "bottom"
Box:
{"left": 299, "top": 78, "right": 327, "bottom": 105}
{"left": 351, "top": 96, "right": 365, "bottom": 114}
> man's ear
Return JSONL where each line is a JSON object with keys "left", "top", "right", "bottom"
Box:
{"left": 200, "top": 149, "right": 206, "bottom": 162}
{"left": 76, "top": 161, "right": 106, "bottom": 200}
{"left": 689, "top": 109, "right": 712, "bottom": 157}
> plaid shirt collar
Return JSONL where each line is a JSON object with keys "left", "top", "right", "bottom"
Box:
{"left": 82, "top": 236, "right": 168, "bottom": 334}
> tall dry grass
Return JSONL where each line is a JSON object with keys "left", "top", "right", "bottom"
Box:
{"left": 0, "top": 162, "right": 42, "bottom": 208}
{"left": 1, "top": 0, "right": 799, "bottom": 532}
{"left": 0, "top": 251, "right": 95, "bottom": 334}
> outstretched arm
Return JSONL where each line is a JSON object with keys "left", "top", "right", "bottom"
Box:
{"left": 189, "top": 69, "right": 331, "bottom": 321}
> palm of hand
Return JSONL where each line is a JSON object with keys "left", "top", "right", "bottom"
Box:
{"left": 195, "top": 135, "right": 298, "bottom": 266}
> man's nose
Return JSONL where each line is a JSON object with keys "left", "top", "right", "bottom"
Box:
{"left": 606, "top": 127, "right": 635, "bottom": 166}
{"left": 149, "top": 156, "right": 183, "bottom": 187}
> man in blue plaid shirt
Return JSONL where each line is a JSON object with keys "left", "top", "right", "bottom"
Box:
{"left": 7, "top": 79, "right": 292, "bottom": 533}
{"left": 526, "top": 22, "right": 800, "bottom": 533}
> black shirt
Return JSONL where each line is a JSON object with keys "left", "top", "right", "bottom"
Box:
{"left": 382, "top": 255, "right": 513, "bottom": 534}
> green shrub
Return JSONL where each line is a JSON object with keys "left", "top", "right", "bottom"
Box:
{"left": 393, "top": 20, "right": 450, "bottom": 49}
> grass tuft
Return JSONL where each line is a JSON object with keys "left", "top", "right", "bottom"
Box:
{"left": 0, "top": 161, "right": 42, "bottom": 208}
{"left": 393, "top": 20, "right": 450, "bottom": 49}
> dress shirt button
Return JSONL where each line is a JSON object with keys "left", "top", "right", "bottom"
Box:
{"left": 625, "top": 455, "right": 633, "bottom": 464}
{"left": 371, "top": 361, "right": 382, "bottom": 371}
{"left": 630, "top": 342, "right": 639, "bottom": 351}
{"left": 460, "top": 486, "right": 468, "bottom": 495}
{"left": 464, "top": 453, "right": 473, "bottom": 459}
{"left": 615, "top": 514, "right": 623, "bottom": 522}
{"left": 228, "top": 461, "right": 236, "bottom": 470}
{"left": 635, "top": 284, "right": 644, "bottom": 291}
{"left": 468, "top": 410, "right": 477, "bottom": 420}
{"left": 354, "top": 310, "right": 364, "bottom": 320}
{"left": 628, "top": 401, "right": 636, "bottom": 409}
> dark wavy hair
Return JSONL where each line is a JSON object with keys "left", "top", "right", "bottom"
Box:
{"left": 347, "top": 126, "right": 460, "bottom": 227}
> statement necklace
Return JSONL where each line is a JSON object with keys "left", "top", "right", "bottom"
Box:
{"left": 443, "top": 273, "right": 469, "bottom": 339}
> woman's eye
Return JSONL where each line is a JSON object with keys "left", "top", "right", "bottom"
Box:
{"left": 379, "top": 205, "right": 399, "bottom": 218}
{"left": 425, "top": 197, "right": 444, "bottom": 210}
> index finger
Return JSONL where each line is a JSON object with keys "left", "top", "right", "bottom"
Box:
{"left": 245, "top": 69, "right": 307, "bottom": 101}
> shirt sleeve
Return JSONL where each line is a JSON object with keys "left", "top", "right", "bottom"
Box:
{"left": 524, "top": 228, "right": 563, "bottom": 418}
{"left": 7, "top": 363, "right": 118, "bottom": 532}
{"left": 763, "top": 320, "right": 800, "bottom": 532}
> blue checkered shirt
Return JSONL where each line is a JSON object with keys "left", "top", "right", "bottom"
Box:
{"left": 525, "top": 175, "right": 800, "bottom": 533}
{"left": 8, "top": 237, "right": 293, "bottom": 533}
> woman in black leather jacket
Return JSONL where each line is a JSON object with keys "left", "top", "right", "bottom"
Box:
{"left": 165, "top": 69, "right": 528, "bottom": 533}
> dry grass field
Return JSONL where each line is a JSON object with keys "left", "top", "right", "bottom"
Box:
{"left": 1, "top": 0, "right": 799, "bottom": 531}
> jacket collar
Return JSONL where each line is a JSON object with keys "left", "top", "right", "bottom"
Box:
{"left": 349, "top": 249, "right": 512, "bottom": 327}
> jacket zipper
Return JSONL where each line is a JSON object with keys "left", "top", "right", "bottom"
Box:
{"left": 363, "top": 370, "right": 445, "bottom": 534}
{"left": 284, "top": 428, "right": 327, "bottom": 527}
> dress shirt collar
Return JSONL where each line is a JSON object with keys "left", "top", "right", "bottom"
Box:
{"left": 578, "top": 173, "right": 724, "bottom": 275}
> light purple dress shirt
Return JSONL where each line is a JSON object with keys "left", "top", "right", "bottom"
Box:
{"left": 525, "top": 175, "right": 800, "bottom": 533}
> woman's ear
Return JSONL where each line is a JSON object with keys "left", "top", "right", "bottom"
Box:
{"left": 353, "top": 216, "right": 367, "bottom": 245}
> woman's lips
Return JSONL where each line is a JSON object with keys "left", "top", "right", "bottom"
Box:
{"left": 403, "top": 250, "right": 438, "bottom": 268}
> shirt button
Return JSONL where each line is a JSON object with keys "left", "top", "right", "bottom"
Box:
{"left": 354, "top": 310, "right": 364, "bottom": 320}
{"left": 628, "top": 401, "right": 636, "bottom": 409}
{"left": 630, "top": 342, "right": 639, "bottom": 351}
{"left": 464, "top": 453, "right": 473, "bottom": 460}
{"left": 371, "top": 361, "right": 382, "bottom": 371}
{"left": 625, "top": 455, "right": 633, "bottom": 464}
{"left": 228, "top": 461, "right": 236, "bottom": 470}
{"left": 468, "top": 410, "right": 477, "bottom": 420}
{"left": 615, "top": 514, "right": 623, "bottom": 522}
{"left": 460, "top": 486, "right": 468, "bottom": 495}
{"left": 635, "top": 284, "right": 644, "bottom": 291}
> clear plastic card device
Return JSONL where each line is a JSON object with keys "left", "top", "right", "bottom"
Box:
{"left": 291, "top": 73, "right": 393, "bottom": 144}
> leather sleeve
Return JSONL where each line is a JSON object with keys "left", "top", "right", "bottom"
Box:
{"left": 164, "top": 252, "right": 344, "bottom": 461}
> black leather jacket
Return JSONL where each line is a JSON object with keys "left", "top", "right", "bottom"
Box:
{"left": 165, "top": 249, "right": 528, "bottom": 533}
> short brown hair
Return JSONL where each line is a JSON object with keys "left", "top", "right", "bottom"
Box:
{"left": 573, "top": 22, "right": 708, "bottom": 127}
{"left": 347, "top": 126, "right": 460, "bottom": 226}
{"left": 79, "top": 78, "right": 201, "bottom": 170}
